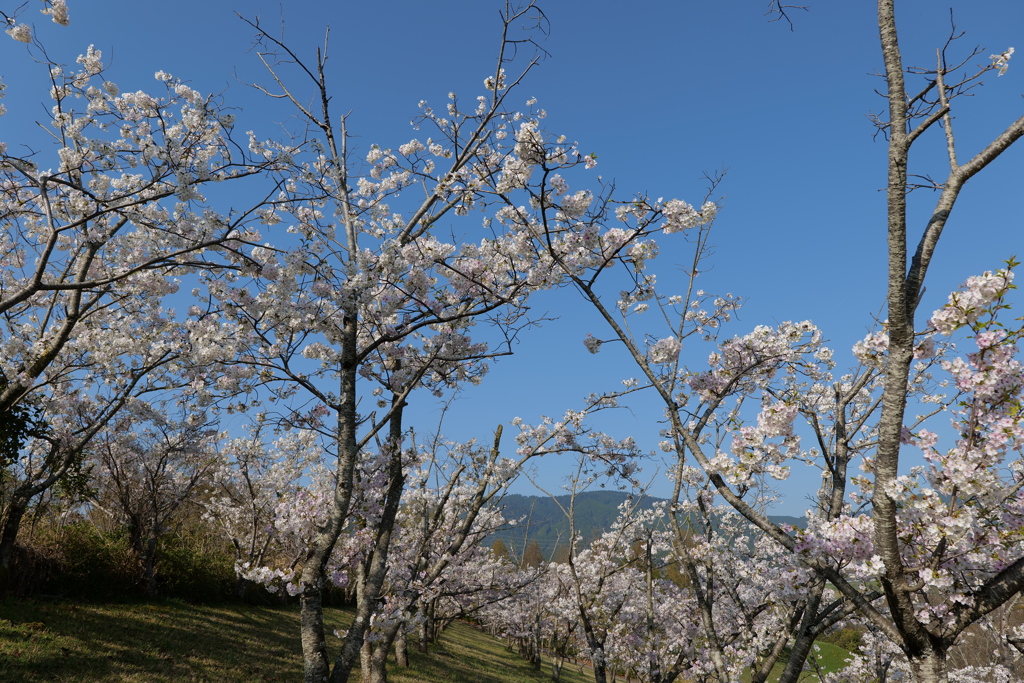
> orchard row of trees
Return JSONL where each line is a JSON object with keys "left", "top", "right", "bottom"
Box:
{"left": 479, "top": 496, "right": 1024, "bottom": 683}
{"left": 3, "top": 1, "right": 1024, "bottom": 682}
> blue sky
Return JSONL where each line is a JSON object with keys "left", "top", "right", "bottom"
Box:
{"left": 3, "top": 1, "right": 1023, "bottom": 514}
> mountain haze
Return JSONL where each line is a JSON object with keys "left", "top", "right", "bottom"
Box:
{"left": 489, "top": 491, "right": 805, "bottom": 562}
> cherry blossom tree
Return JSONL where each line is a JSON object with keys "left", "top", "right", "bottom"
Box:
{"left": 525, "top": 482, "right": 831, "bottom": 683}
{"left": 477, "top": 86, "right": 862, "bottom": 680}
{"left": 475, "top": 560, "right": 553, "bottom": 669}
{"left": 865, "top": 3, "right": 1024, "bottom": 678}
{"left": 353, "top": 433, "right": 523, "bottom": 683}
{"left": 204, "top": 426, "right": 318, "bottom": 599}
{"left": 86, "top": 400, "right": 221, "bottom": 596}
{"left": 662, "top": 501, "right": 813, "bottom": 683}
{"left": 529, "top": 2, "right": 1024, "bottom": 681}
{"left": 209, "top": 1, "right": 714, "bottom": 678}
{"left": 0, "top": 4, "right": 268, "bottom": 573}
{"left": 212, "top": 5, "right": 559, "bottom": 675}
{"left": 236, "top": 401, "right": 639, "bottom": 682}
{"left": 555, "top": 496, "right": 660, "bottom": 683}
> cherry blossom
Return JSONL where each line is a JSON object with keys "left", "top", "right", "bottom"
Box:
{"left": 0, "top": 24, "right": 271, "bottom": 570}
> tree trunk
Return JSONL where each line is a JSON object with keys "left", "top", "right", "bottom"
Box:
{"left": 235, "top": 574, "right": 253, "bottom": 601}
{"left": 532, "top": 610, "right": 542, "bottom": 670}
{"left": 683, "top": 559, "right": 729, "bottom": 682}
{"left": 364, "top": 652, "right": 387, "bottom": 683}
{"left": 417, "top": 596, "right": 435, "bottom": 652}
{"left": 776, "top": 583, "right": 824, "bottom": 683}
{"left": 908, "top": 649, "right": 949, "bottom": 683}
{"left": 550, "top": 629, "right": 569, "bottom": 683}
{"left": 0, "top": 496, "right": 28, "bottom": 574}
{"left": 300, "top": 573, "right": 332, "bottom": 683}
{"left": 433, "top": 616, "right": 448, "bottom": 642}
{"left": 364, "top": 620, "right": 402, "bottom": 683}
{"left": 299, "top": 293, "right": 361, "bottom": 683}
{"left": 331, "top": 408, "right": 407, "bottom": 683}
{"left": 360, "top": 638, "right": 372, "bottom": 677}
{"left": 417, "top": 618, "right": 429, "bottom": 654}
{"left": 364, "top": 642, "right": 387, "bottom": 683}
{"left": 394, "top": 630, "right": 408, "bottom": 667}
{"left": 142, "top": 532, "right": 159, "bottom": 598}
{"left": 588, "top": 642, "right": 608, "bottom": 683}
{"left": 644, "top": 533, "right": 662, "bottom": 683}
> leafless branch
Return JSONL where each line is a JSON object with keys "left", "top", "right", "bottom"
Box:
{"left": 764, "top": 0, "right": 809, "bottom": 31}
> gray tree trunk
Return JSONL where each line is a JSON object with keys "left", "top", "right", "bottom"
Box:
{"left": 394, "top": 630, "right": 408, "bottom": 668}
{"left": 908, "top": 650, "right": 948, "bottom": 683}
{"left": 364, "top": 620, "right": 403, "bottom": 683}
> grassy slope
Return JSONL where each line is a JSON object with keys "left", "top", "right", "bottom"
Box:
{"left": 0, "top": 597, "right": 852, "bottom": 682}
{"left": 0, "top": 598, "right": 591, "bottom": 683}
{"left": 760, "top": 641, "right": 851, "bottom": 682}
{"left": 387, "top": 623, "right": 591, "bottom": 683}
{"left": 805, "top": 641, "right": 854, "bottom": 679}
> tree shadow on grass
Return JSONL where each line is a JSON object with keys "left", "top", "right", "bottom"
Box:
{"left": 388, "top": 622, "right": 592, "bottom": 683}
{"left": 0, "top": 600, "right": 588, "bottom": 683}
{"left": 0, "top": 598, "right": 350, "bottom": 682}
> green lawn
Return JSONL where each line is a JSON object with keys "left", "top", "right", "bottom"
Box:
{"left": 760, "top": 640, "right": 853, "bottom": 682}
{"left": 387, "top": 623, "right": 591, "bottom": 683}
{"left": 0, "top": 598, "right": 591, "bottom": 683}
{"left": 0, "top": 597, "right": 854, "bottom": 682}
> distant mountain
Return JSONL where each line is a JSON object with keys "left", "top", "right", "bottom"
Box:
{"left": 487, "top": 490, "right": 805, "bottom": 562}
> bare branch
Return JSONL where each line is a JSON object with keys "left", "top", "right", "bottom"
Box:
{"left": 764, "top": 0, "right": 809, "bottom": 31}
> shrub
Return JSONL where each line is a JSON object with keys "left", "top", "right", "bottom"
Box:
{"left": 820, "top": 625, "right": 865, "bottom": 653}
{"left": 9, "top": 522, "right": 137, "bottom": 599}
{"left": 155, "top": 528, "right": 236, "bottom": 602}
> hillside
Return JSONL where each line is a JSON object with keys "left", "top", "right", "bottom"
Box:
{"left": 0, "top": 599, "right": 592, "bottom": 683}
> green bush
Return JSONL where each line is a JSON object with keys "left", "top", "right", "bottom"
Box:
{"left": 9, "top": 522, "right": 137, "bottom": 599}
{"left": 9, "top": 518, "right": 243, "bottom": 602}
{"left": 155, "top": 529, "right": 236, "bottom": 602}
{"left": 61, "top": 523, "right": 137, "bottom": 598}
{"left": 4, "top": 536, "right": 62, "bottom": 596}
{"left": 820, "top": 625, "right": 864, "bottom": 653}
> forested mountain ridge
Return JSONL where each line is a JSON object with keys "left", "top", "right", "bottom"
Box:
{"left": 490, "top": 491, "right": 805, "bottom": 562}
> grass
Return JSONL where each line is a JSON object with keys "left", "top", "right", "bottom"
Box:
{"left": 0, "top": 596, "right": 853, "bottom": 682}
{"left": 387, "top": 623, "right": 590, "bottom": 683}
{"left": 0, "top": 598, "right": 591, "bottom": 683}
{"left": 760, "top": 640, "right": 853, "bottom": 682}
{"left": 804, "top": 641, "right": 854, "bottom": 678}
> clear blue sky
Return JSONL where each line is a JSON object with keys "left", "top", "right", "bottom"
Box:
{"left": 3, "top": 1, "right": 1022, "bottom": 514}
